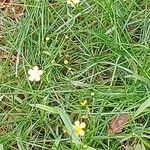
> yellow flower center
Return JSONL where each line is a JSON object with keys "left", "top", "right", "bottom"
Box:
{"left": 73, "top": 121, "right": 86, "bottom": 136}
{"left": 75, "top": 127, "right": 82, "bottom": 135}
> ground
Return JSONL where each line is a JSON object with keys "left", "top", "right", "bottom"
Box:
{"left": 0, "top": 0, "right": 150, "bottom": 150}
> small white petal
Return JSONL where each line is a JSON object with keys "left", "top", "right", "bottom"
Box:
{"left": 28, "top": 69, "right": 33, "bottom": 75}
{"left": 39, "top": 70, "right": 43, "bottom": 75}
{"left": 74, "top": 121, "right": 80, "bottom": 127}
{"left": 70, "top": 3, "right": 75, "bottom": 7}
{"left": 79, "top": 130, "right": 85, "bottom": 136}
{"left": 80, "top": 122, "right": 86, "bottom": 129}
{"left": 75, "top": 0, "right": 80, "bottom": 4}
{"left": 67, "top": 0, "right": 80, "bottom": 6}
{"left": 33, "top": 66, "right": 38, "bottom": 71}
{"left": 67, "top": 0, "right": 71, "bottom": 4}
{"left": 67, "top": 0, "right": 75, "bottom": 7}
{"left": 34, "top": 76, "right": 40, "bottom": 81}
{"left": 29, "top": 75, "right": 35, "bottom": 81}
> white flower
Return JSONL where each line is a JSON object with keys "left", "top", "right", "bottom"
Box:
{"left": 67, "top": 0, "right": 80, "bottom": 7}
{"left": 28, "top": 66, "right": 43, "bottom": 82}
{"left": 73, "top": 120, "right": 86, "bottom": 136}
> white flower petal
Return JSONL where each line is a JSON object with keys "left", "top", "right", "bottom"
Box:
{"left": 74, "top": 120, "right": 80, "bottom": 127}
{"left": 67, "top": 0, "right": 75, "bottom": 7}
{"left": 67, "top": 0, "right": 80, "bottom": 7}
{"left": 33, "top": 66, "right": 38, "bottom": 71}
{"left": 34, "top": 76, "right": 41, "bottom": 81}
{"left": 75, "top": 0, "right": 80, "bottom": 4}
{"left": 79, "top": 130, "right": 85, "bottom": 136}
{"left": 28, "top": 69, "right": 33, "bottom": 75}
{"left": 80, "top": 122, "right": 86, "bottom": 129}
{"left": 29, "top": 75, "right": 35, "bottom": 81}
{"left": 70, "top": 3, "right": 75, "bottom": 7}
{"left": 28, "top": 66, "right": 43, "bottom": 82}
{"left": 39, "top": 70, "right": 43, "bottom": 75}
{"left": 67, "top": 0, "right": 71, "bottom": 4}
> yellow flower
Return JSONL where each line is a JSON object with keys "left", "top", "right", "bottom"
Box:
{"left": 80, "top": 100, "right": 87, "bottom": 106}
{"left": 73, "top": 120, "right": 86, "bottom": 136}
{"left": 67, "top": 0, "right": 80, "bottom": 7}
{"left": 64, "top": 59, "right": 69, "bottom": 64}
{"left": 28, "top": 66, "right": 43, "bottom": 82}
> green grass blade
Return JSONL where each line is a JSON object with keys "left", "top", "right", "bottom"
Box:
{"left": 0, "top": 95, "right": 4, "bottom": 102}
{"left": 30, "top": 104, "right": 59, "bottom": 114}
{"left": 57, "top": 108, "right": 80, "bottom": 146}
{"left": 30, "top": 104, "right": 80, "bottom": 146}
{"left": 0, "top": 144, "right": 3, "bottom": 150}
{"left": 87, "top": 147, "right": 97, "bottom": 150}
{"left": 134, "top": 97, "right": 150, "bottom": 117}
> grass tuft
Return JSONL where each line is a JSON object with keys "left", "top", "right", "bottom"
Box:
{"left": 0, "top": 0, "right": 150, "bottom": 149}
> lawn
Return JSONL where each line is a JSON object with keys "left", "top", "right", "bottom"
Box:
{"left": 0, "top": 0, "right": 150, "bottom": 149}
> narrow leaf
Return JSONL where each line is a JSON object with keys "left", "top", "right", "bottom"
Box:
{"left": 0, "top": 144, "right": 3, "bottom": 150}
{"left": 87, "top": 147, "right": 96, "bottom": 150}
{"left": 30, "top": 104, "right": 59, "bottom": 114}
{"left": 57, "top": 108, "right": 80, "bottom": 145}
{"left": 0, "top": 95, "right": 4, "bottom": 102}
{"left": 30, "top": 104, "right": 80, "bottom": 146}
{"left": 134, "top": 97, "right": 150, "bottom": 117}
{"left": 135, "top": 144, "right": 146, "bottom": 150}
{"left": 71, "top": 80, "right": 91, "bottom": 87}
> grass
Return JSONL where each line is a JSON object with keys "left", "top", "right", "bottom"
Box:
{"left": 0, "top": 0, "right": 150, "bottom": 149}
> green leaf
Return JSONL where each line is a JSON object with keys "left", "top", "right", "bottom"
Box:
{"left": 30, "top": 104, "right": 80, "bottom": 146}
{"left": 134, "top": 97, "right": 150, "bottom": 117}
{"left": 87, "top": 147, "right": 97, "bottom": 150}
{"left": 30, "top": 104, "right": 59, "bottom": 114}
{"left": 42, "top": 51, "right": 51, "bottom": 56}
{"left": 0, "top": 95, "right": 4, "bottom": 102}
{"left": 57, "top": 108, "right": 80, "bottom": 146}
{"left": 71, "top": 80, "right": 91, "bottom": 87}
{"left": 0, "top": 144, "right": 3, "bottom": 150}
{"left": 135, "top": 144, "right": 146, "bottom": 150}
{"left": 132, "top": 74, "right": 150, "bottom": 86}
